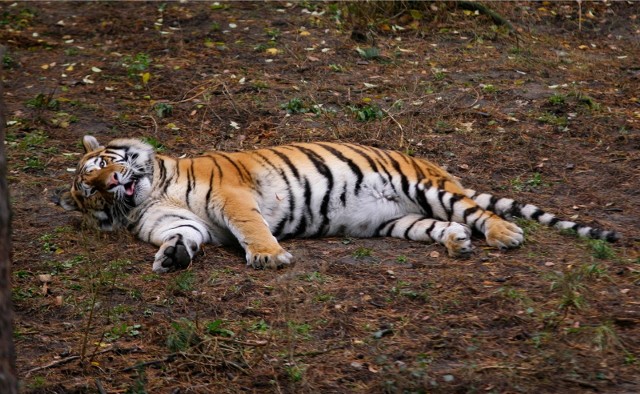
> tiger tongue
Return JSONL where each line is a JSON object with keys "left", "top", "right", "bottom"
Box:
{"left": 125, "top": 181, "right": 136, "bottom": 196}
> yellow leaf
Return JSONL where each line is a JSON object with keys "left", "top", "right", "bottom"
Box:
{"left": 141, "top": 72, "right": 151, "bottom": 84}
{"left": 299, "top": 30, "right": 311, "bottom": 37}
{"left": 265, "top": 48, "right": 280, "bottom": 55}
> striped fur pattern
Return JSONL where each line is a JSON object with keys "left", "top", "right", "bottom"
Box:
{"left": 60, "top": 136, "right": 619, "bottom": 273}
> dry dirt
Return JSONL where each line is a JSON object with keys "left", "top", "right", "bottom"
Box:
{"left": 2, "top": 2, "right": 640, "bottom": 393}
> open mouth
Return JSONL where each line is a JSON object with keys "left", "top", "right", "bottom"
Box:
{"left": 124, "top": 180, "right": 136, "bottom": 196}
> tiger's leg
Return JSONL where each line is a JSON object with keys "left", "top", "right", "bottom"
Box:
{"left": 447, "top": 195, "right": 524, "bottom": 250}
{"left": 219, "top": 192, "right": 293, "bottom": 269}
{"left": 420, "top": 184, "right": 524, "bottom": 251}
{"left": 130, "top": 205, "right": 210, "bottom": 273}
{"left": 376, "top": 214, "right": 473, "bottom": 257}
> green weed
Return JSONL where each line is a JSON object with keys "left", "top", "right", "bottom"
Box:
{"left": 288, "top": 321, "right": 312, "bottom": 340}
{"left": 23, "top": 157, "right": 45, "bottom": 171}
{"left": 285, "top": 364, "right": 306, "bottom": 382}
{"left": 536, "top": 112, "right": 568, "bottom": 128}
{"left": 250, "top": 319, "right": 269, "bottom": 333}
{"left": 329, "top": 63, "right": 345, "bottom": 72}
{"left": 349, "top": 104, "right": 384, "bottom": 122}
{"left": 205, "top": 319, "right": 235, "bottom": 337}
{"left": 356, "top": 46, "right": 380, "bottom": 60}
{"left": 548, "top": 93, "right": 566, "bottom": 106}
{"left": 481, "top": 84, "right": 497, "bottom": 93}
{"left": 153, "top": 102, "right": 173, "bottom": 118}
{"left": 353, "top": 247, "right": 372, "bottom": 258}
{"left": 170, "top": 271, "right": 195, "bottom": 293}
{"left": 122, "top": 52, "right": 152, "bottom": 77}
{"left": 105, "top": 323, "right": 142, "bottom": 342}
{"left": 26, "top": 93, "right": 60, "bottom": 110}
{"left": 587, "top": 239, "right": 616, "bottom": 260}
{"left": 18, "top": 131, "right": 48, "bottom": 150}
{"left": 142, "top": 136, "right": 166, "bottom": 152}
{"left": 166, "top": 319, "right": 200, "bottom": 352}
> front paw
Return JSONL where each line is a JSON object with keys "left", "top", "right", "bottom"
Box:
{"left": 443, "top": 223, "right": 473, "bottom": 257}
{"left": 485, "top": 220, "right": 524, "bottom": 250}
{"left": 246, "top": 246, "right": 293, "bottom": 269}
{"left": 153, "top": 236, "right": 194, "bottom": 273}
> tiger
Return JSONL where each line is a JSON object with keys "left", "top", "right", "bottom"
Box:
{"left": 59, "top": 135, "right": 619, "bottom": 273}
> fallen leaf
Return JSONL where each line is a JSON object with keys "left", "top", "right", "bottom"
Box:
{"left": 429, "top": 251, "right": 440, "bottom": 258}
{"left": 265, "top": 48, "right": 280, "bottom": 55}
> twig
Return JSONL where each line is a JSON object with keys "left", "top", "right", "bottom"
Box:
{"left": 121, "top": 354, "right": 176, "bottom": 372}
{"left": 26, "top": 346, "right": 139, "bottom": 376}
{"left": 25, "top": 355, "right": 80, "bottom": 377}
{"left": 222, "top": 82, "right": 241, "bottom": 116}
{"left": 380, "top": 108, "right": 404, "bottom": 148}
{"left": 95, "top": 379, "right": 107, "bottom": 394}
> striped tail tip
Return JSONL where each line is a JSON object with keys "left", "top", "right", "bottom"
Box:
{"left": 555, "top": 221, "right": 620, "bottom": 243}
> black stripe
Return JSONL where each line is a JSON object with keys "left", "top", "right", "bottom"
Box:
{"left": 218, "top": 153, "right": 250, "bottom": 183}
{"left": 296, "top": 146, "right": 334, "bottom": 236}
{"left": 415, "top": 183, "right": 434, "bottom": 218}
{"left": 463, "top": 206, "right": 480, "bottom": 221}
{"left": 343, "top": 144, "right": 379, "bottom": 172}
{"left": 269, "top": 148, "right": 301, "bottom": 181}
{"left": 186, "top": 159, "right": 194, "bottom": 209}
{"left": 530, "top": 209, "right": 544, "bottom": 221}
{"left": 316, "top": 143, "right": 365, "bottom": 194}
{"left": 375, "top": 217, "right": 400, "bottom": 236}
{"left": 403, "top": 217, "right": 422, "bottom": 239}
{"left": 424, "top": 221, "right": 436, "bottom": 239}
{"left": 486, "top": 195, "right": 499, "bottom": 213}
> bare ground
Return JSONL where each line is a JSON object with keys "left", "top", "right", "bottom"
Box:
{"left": 2, "top": 2, "right": 640, "bottom": 393}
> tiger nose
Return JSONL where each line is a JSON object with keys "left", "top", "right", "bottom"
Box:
{"left": 106, "top": 173, "right": 120, "bottom": 188}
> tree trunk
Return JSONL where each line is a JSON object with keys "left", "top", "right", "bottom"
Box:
{"left": 0, "top": 45, "right": 18, "bottom": 394}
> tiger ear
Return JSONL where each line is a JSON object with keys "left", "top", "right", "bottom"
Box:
{"left": 59, "top": 191, "right": 80, "bottom": 211}
{"left": 82, "top": 135, "right": 102, "bottom": 153}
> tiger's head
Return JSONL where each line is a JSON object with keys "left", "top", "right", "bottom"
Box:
{"left": 59, "top": 135, "right": 155, "bottom": 231}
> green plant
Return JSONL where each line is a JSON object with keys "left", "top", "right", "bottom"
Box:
{"left": 171, "top": 271, "right": 195, "bottom": 293}
{"left": 302, "top": 271, "right": 327, "bottom": 283}
{"left": 548, "top": 93, "right": 566, "bottom": 106}
{"left": 356, "top": 46, "right": 380, "bottom": 60}
{"left": 329, "top": 63, "right": 345, "bottom": 72}
{"left": 26, "top": 93, "right": 59, "bottom": 110}
{"left": 265, "top": 27, "right": 281, "bottom": 40}
{"left": 536, "top": 112, "right": 568, "bottom": 128}
{"left": 434, "top": 120, "right": 454, "bottom": 133}
{"left": 122, "top": 52, "right": 152, "bottom": 77}
{"left": 285, "top": 364, "right": 305, "bottom": 382}
{"left": 481, "top": 84, "right": 497, "bottom": 93}
{"left": 288, "top": 321, "right": 312, "bottom": 340}
{"left": 587, "top": 239, "right": 616, "bottom": 260}
{"left": 353, "top": 247, "right": 372, "bottom": 258}
{"left": 250, "top": 319, "right": 269, "bottom": 332}
{"left": 167, "top": 319, "right": 200, "bottom": 351}
{"left": 23, "top": 157, "right": 45, "bottom": 171}
{"left": 153, "top": 102, "right": 173, "bottom": 118}
{"left": 142, "top": 136, "right": 166, "bottom": 152}
{"left": 349, "top": 104, "right": 384, "bottom": 122}
{"left": 105, "top": 323, "right": 142, "bottom": 341}
{"left": 205, "top": 319, "right": 235, "bottom": 337}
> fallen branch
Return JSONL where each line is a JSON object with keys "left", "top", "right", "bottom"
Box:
{"left": 25, "top": 355, "right": 80, "bottom": 377}
{"left": 455, "top": 1, "right": 516, "bottom": 33}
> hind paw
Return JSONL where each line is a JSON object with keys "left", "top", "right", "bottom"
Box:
{"left": 153, "top": 236, "right": 197, "bottom": 273}
{"left": 486, "top": 220, "right": 524, "bottom": 250}
{"left": 246, "top": 245, "right": 293, "bottom": 269}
